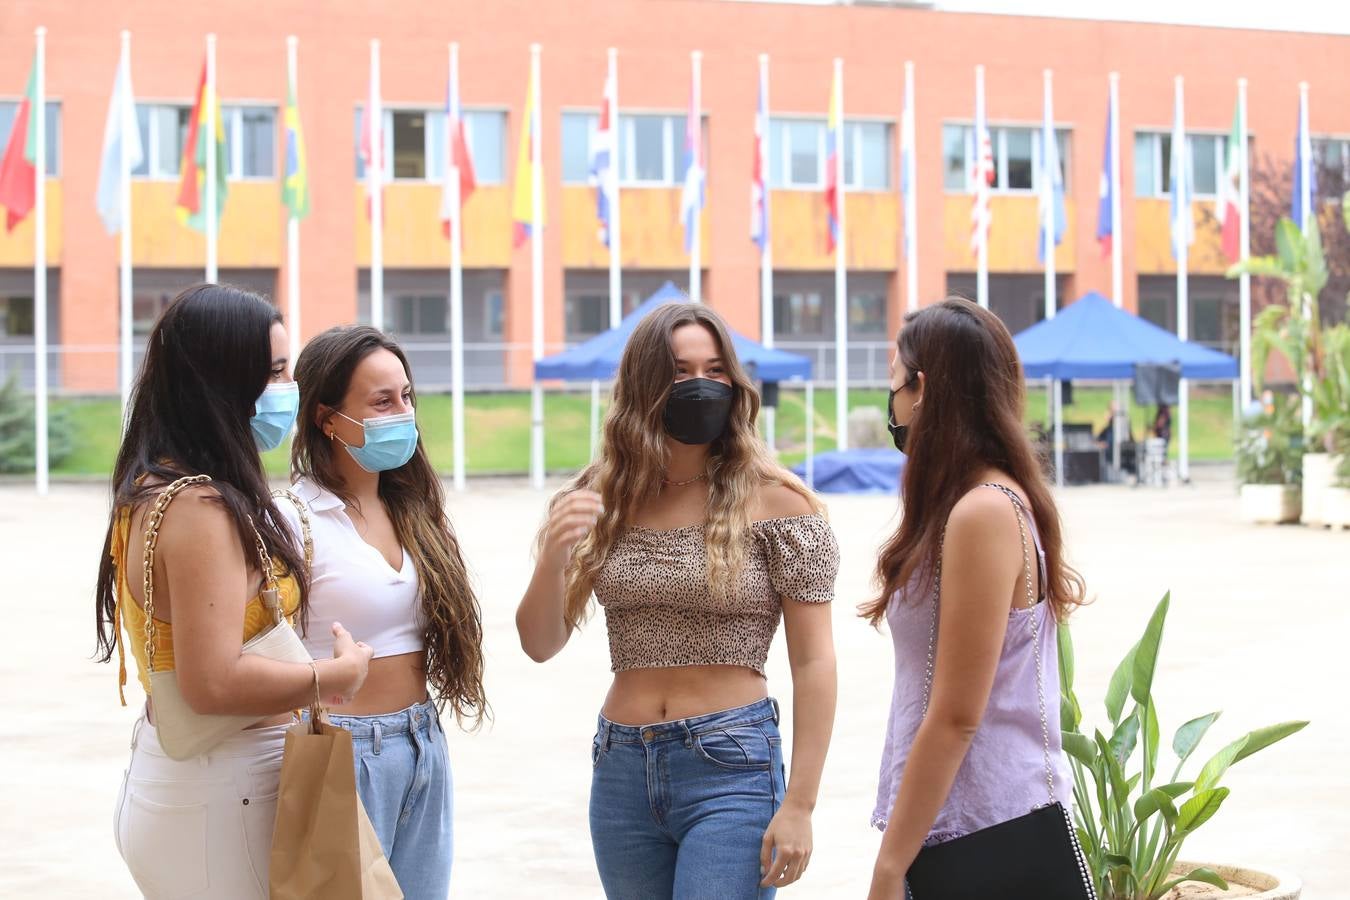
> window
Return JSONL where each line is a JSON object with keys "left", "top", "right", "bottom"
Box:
{"left": 1133, "top": 132, "right": 1226, "bottom": 198}
{"left": 485, "top": 290, "right": 505, "bottom": 338}
{"left": 1314, "top": 138, "right": 1350, "bottom": 183}
{"left": 359, "top": 108, "right": 507, "bottom": 184}
{"left": 0, "top": 101, "right": 60, "bottom": 175}
{"left": 391, "top": 110, "right": 426, "bottom": 179}
{"left": 1, "top": 296, "right": 34, "bottom": 337}
{"left": 394, "top": 294, "right": 446, "bottom": 335}
{"left": 769, "top": 118, "right": 892, "bottom": 190}
{"left": 773, "top": 292, "right": 825, "bottom": 336}
{"left": 561, "top": 113, "right": 595, "bottom": 183}
{"left": 135, "top": 104, "right": 274, "bottom": 179}
{"left": 559, "top": 113, "right": 703, "bottom": 187}
{"left": 849, "top": 293, "right": 886, "bottom": 335}
{"left": 942, "top": 124, "right": 1069, "bottom": 193}
{"left": 565, "top": 293, "right": 608, "bottom": 338}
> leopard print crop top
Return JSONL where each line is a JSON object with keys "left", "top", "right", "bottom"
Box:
{"left": 593, "top": 514, "right": 839, "bottom": 675}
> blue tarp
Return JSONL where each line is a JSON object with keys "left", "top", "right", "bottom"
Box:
{"left": 534, "top": 282, "right": 812, "bottom": 382}
{"left": 1013, "top": 292, "right": 1239, "bottom": 381}
{"left": 791, "top": 448, "right": 905, "bottom": 495}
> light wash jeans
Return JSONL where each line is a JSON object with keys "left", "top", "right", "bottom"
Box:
{"left": 589, "top": 698, "right": 786, "bottom": 900}
{"left": 325, "top": 699, "right": 454, "bottom": 900}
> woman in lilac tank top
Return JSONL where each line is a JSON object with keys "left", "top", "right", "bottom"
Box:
{"left": 864, "top": 297, "right": 1087, "bottom": 899}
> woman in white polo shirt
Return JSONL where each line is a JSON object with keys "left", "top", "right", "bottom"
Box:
{"left": 282, "top": 325, "right": 487, "bottom": 900}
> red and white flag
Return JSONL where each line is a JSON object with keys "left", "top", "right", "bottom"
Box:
{"left": 969, "top": 115, "right": 993, "bottom": 252}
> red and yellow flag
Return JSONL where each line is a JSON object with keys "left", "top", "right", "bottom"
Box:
{"left": 175, "top": 62, "right": 228, "bottom": 231}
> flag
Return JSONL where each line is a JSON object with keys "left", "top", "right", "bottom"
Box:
{"left": 0, "top": 56, "right": 38, "bottom": 232}
{"left": 680, "top": 81, "right": 704, "bottom": 254}
{"left": 969, "top": 106, "right": 994, "bottom": 253}
{"left": 824, "top": 69, "right": 841, "bottom": 254}
{"left": 589, "top": 68, "right": 616, "bottom": 247}
{"left": 1169, "top": 106, "right": 1194, "bottom": 258}
{"left": 1292, "top": 96, "right": 1317, "bottom": 232}
{"left": 282, "top": 68, "right": 309, "bottom": 221}
{"left": 1096, "top": 94, "right": 1114, "bottom": 257}
{"left": 511, "top": 69, "right": 543, "bottom": 247}
{"left": 750, "top": 71, "right": 769, "bottom": 253}
{"left": 900, "top": 90, "right": 915, "bottom": 259}
{"left": 440, "top": 67, "right": 476, "bottom": 240}
{"left": 359, "top": 103, "right": 385, "bottom": 222}
{"left": 95, "top": 49, "right": 143, "bottom": 236}
{"left": 1217, "top": 102, "right": 1242, "bottom": 262}
{"left": 1038, "top": 110, "right": 1066, "bottom": 263}
{"left": 175, "top": 62, "right": 228, "bottom": 231}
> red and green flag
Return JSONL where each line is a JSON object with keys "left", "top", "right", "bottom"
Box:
{"left": 0, "top": 55, "right": 39, "bottom": 232}
{"left": 175, "top": 62, "right": 228, "bottom": 231}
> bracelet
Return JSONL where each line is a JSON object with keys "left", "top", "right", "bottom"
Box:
{"left": 307, "top": 660, "right": 321, "bottom": 709}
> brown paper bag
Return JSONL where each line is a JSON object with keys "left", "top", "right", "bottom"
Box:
{"left": 270, "top": 710, "right": 403, "bottom": 900}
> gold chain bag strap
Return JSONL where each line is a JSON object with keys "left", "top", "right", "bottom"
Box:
{"left": 142, "top": 475, "right": 313, "bottom": 761}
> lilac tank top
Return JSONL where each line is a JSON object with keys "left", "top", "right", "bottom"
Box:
{"left": 871, "top": 487, "right": 1072, "bottom": 841}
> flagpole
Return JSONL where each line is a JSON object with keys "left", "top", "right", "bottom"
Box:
{"left": 1109, "top": 72, "right": 1125, "bottom": 475}
{"left": 1175, "top": 75, "right": 1190, "bottom": 484}
{"left": 1042, "top": 69, "right": 1056, "bottom": 324}
{"left": 1238, "top": 77, "right": 1252, "bottom": 406}
{"left": 529, "top": 43, "right": 545, "bottom": 490}
{"left": 689, "top": 50, "right": 702, "bottom": 304}
{"left": 119, "top": 30, "right": 134, "bottom": 420}
{"left": 1298, "top": 82, "right": 1312, "bottom": 432}
{"left": 286, "top": 36, "right": 301, "bottom": 369}
{"left": 833, "top": 58, "right": 848, "bottom": 453}
{"left": 205, "top": 33, "right": 217, "bottom": 282}
{"left": 450, "top": 41, "right": 467, "bottom": 492}
{"left": 370, "top": 39, "right": 383, "bottom": 331}
{"left": 760, "top": 53, "right": 775, "bottom": 451}
{"left": 33, "top": 27, "right": 48, "bottom": 495}
{"left": 975, "top": 64, "right": 989, "bottom": 310}
{"left": 903, "top": 60, "right": 918, "bottom": 315}
{"left": 608, "top": 47, "right": 621, "bottom": 328}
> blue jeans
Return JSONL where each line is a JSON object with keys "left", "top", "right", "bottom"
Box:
{"left": 589, "top": 698, "right": 786, "bottom": 900}
{"left": 326, "top": 700, "right": 453, "bottom": 900}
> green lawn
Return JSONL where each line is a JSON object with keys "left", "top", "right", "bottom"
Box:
{"left": 43, "top": 385, "right": 1235, "bottom": 478}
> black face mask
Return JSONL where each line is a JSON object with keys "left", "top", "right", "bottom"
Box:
{"left": 664, "top": 378, "right": 734, "bottom": 445}
{"left": 886, "top": 389, "right": 909, "bottom": 453}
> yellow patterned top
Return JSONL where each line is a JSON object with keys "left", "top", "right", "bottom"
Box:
{"left": 110, "top": 505, "right": 301, "bottom": 704}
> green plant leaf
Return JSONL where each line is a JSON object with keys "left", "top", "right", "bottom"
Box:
{"left": 1132, "top": 594, "right": 1170, "bottom": 706}
{"left": 1061, "top": 691, "right": 1082, "bottom": 734}
{"left": 1276, "top": 217, "right": 1301, "bottom": 272}
{"left": 1057, "top": 623, "right": 1075, "bottom": 691}
{"left": 1144, "top": 699, "right": 1161, "bottom": 786}
{"left": 1177, "top": 787, "right": 1230, "bottom": 833}
{"left": 1172, "top": 712, "right": 1222, "bottom": 765}
{"left": 1195, "top": 735, "right": 1248, "bottom": 794}
{"left": 1158, "top": 867, "right": 1230, "bottom": 895}
{"left": 1110, "top": 710, "right": 1141, "bottom": 765}
{"left": 1231, "top": 721, "right": 1310, "bottom": 765}
{"left": 1096, "top": 730, "right": 1132, "bottom": 816}
{"left": 1133, "top": 788, "right": 1179, "bottom": 826}
{"left": 1106, "top": 642, "right": 1138, "bottom": 724}
{"left": 1063, "top": 731, "right": 1098, "bottom": 768}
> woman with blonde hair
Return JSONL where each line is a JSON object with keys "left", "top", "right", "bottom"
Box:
{"left": 517, "top": 300, "right": 839, "bottom": 899}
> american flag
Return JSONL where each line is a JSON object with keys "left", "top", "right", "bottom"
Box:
{"left": 969, "top": 118, "right": 994, "bottom": 253}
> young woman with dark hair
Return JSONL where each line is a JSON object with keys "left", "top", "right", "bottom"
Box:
{"left": 516, "top": 301, "right": 839, "bottom": 899}
{"left": 284, "top": 324, "right": 486, "bottom": 900}
{"left": 866, "top": 297, "right": 1087, "bottom": 899}
{"left": 96, "top": 284, "right": 372, "bottom": 899}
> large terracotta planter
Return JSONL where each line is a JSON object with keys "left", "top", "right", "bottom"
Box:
{"left": 1240, "top": 483, "right": 1302, "bottom": 524}
{"left": 1167, "top": 861, "right": 1301, "bottom": 898}
{"left": 1300, "top": 453, "right": 1336, "bottom": 525}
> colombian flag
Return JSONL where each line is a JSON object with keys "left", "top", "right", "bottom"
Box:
{"left": 511, "top": 70, "right": 543, "bottom": 247}
{"left": 282, "top": 71, "right": 309, "bottom": 220}
{"left": 176, "top": 62, "right": 228, "bottom": 231}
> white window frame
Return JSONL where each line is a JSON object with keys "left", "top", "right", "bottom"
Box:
{"left": 484, "top": 289, "right": 505, "bottom": 338}
{"left": 224, "top": 104, "right": 277, "bottom": 181}
{"left": 134, "top": 102, "right": 274, "bottom": 181}
{"left": 770, "top": 116, "right": 893, "bottom": 192}
{"left": 1135, "top": 131, "right": 1225, "bottom": 200}
{"left": 945, "top": 123, "right": 1068, "bottom": 196}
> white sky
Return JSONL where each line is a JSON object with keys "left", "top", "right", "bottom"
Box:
{"left": 739, "top": 0, "right": 1350, "bottom": 35}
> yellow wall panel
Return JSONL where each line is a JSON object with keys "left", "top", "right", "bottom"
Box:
{"left": 131, "top": 181, "right": 282, "bottom": 268}
{"left": 769, "top": 191, "right": 897, "bottom": 271}
{"left": 1134, "top": 198, "right": 1229, "bottom": 275}
{"left": 355, "top": 183, "right": 512, "bottom": 269}
{"left": 0, "top": 180, "right": 62, "bottom": 266}
{"left": 561, "top": 186, "right": 706, "bottom": 270}
{"left": 942, "top": 195, "right": 1076, "bottom": 273}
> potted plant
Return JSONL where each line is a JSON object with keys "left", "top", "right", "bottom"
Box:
{"left": 1234, "top": 392, "right": 1304, "bottom": 524}
{"left": 1323, "top": 437, "right": 1350, "bottom": 530}
{"left": 1310, "top": 324, "right": 1350, "bottom": 528}
{"left": 1058, "top": 594, "right": 1308, "bottom": 899}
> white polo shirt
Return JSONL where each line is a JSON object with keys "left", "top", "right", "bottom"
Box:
{"left": 277, "top": 476, "right": 424, "bottom": 660}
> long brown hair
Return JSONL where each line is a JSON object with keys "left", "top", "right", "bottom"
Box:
{"left": 862, "top": 296, "right": 1084, "bottom": 625}
{"left": 292, "top": 326, "right": 487, "bottom": 728}
{"left": 556, "top": 301, "right": 821, "bottom": 628}
{"left": 95, "top": 284, "right": 309, "bottom": 661}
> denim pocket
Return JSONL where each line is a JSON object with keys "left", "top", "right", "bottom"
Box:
{"left": 591, "top": 731, "right": 604, "bottom": 769}
{"left": 694, "top": 723, "right": 776, "bottom": 770}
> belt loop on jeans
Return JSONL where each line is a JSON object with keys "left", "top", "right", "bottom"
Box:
{"left": 681, "top": 721, "right": 693, "bottom": 747}
{"left": 373, "top": 721, "right": 383, "bottom": 756}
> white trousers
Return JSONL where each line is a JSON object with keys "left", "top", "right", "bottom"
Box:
{"left": 114, "top": 715, "right": 288, "bottom": 899}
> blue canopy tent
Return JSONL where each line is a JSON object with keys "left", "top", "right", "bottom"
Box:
{"left": 1013, "top": 292, "right": 1239, "bottom": 485}
{"left": 533, "top": 282, "right": 814, "bottom": 476}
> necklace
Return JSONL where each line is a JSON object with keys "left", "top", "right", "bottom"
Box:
{"left": 661, "top": 471, "right": 707, "bottom": 487}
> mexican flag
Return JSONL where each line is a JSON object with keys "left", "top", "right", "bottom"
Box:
{"left": 175, "top": 61, "right": 228, "bottom": 231}
{"left": 1216, "top": 102, "right": 1242, "bottom": 262}
{"left": 0, "top": 55, "right": 38, "bottom": 232}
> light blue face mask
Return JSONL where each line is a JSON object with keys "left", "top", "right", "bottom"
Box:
{"left": 334, "top": 410, "right": 419, "bottom": 473}
{"left": 251, "top": 382, "right": 299, "bottom": 452}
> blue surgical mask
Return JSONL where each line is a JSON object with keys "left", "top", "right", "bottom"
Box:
{"left": 251, "top": 382, "right": 299, "bottom": 451}
{"left": 334, "top": 410, "right": 419, "bottom": 473}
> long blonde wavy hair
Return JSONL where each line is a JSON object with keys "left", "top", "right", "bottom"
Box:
{"left": 553, "top": 301, "right": 822, "bottom": 628}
